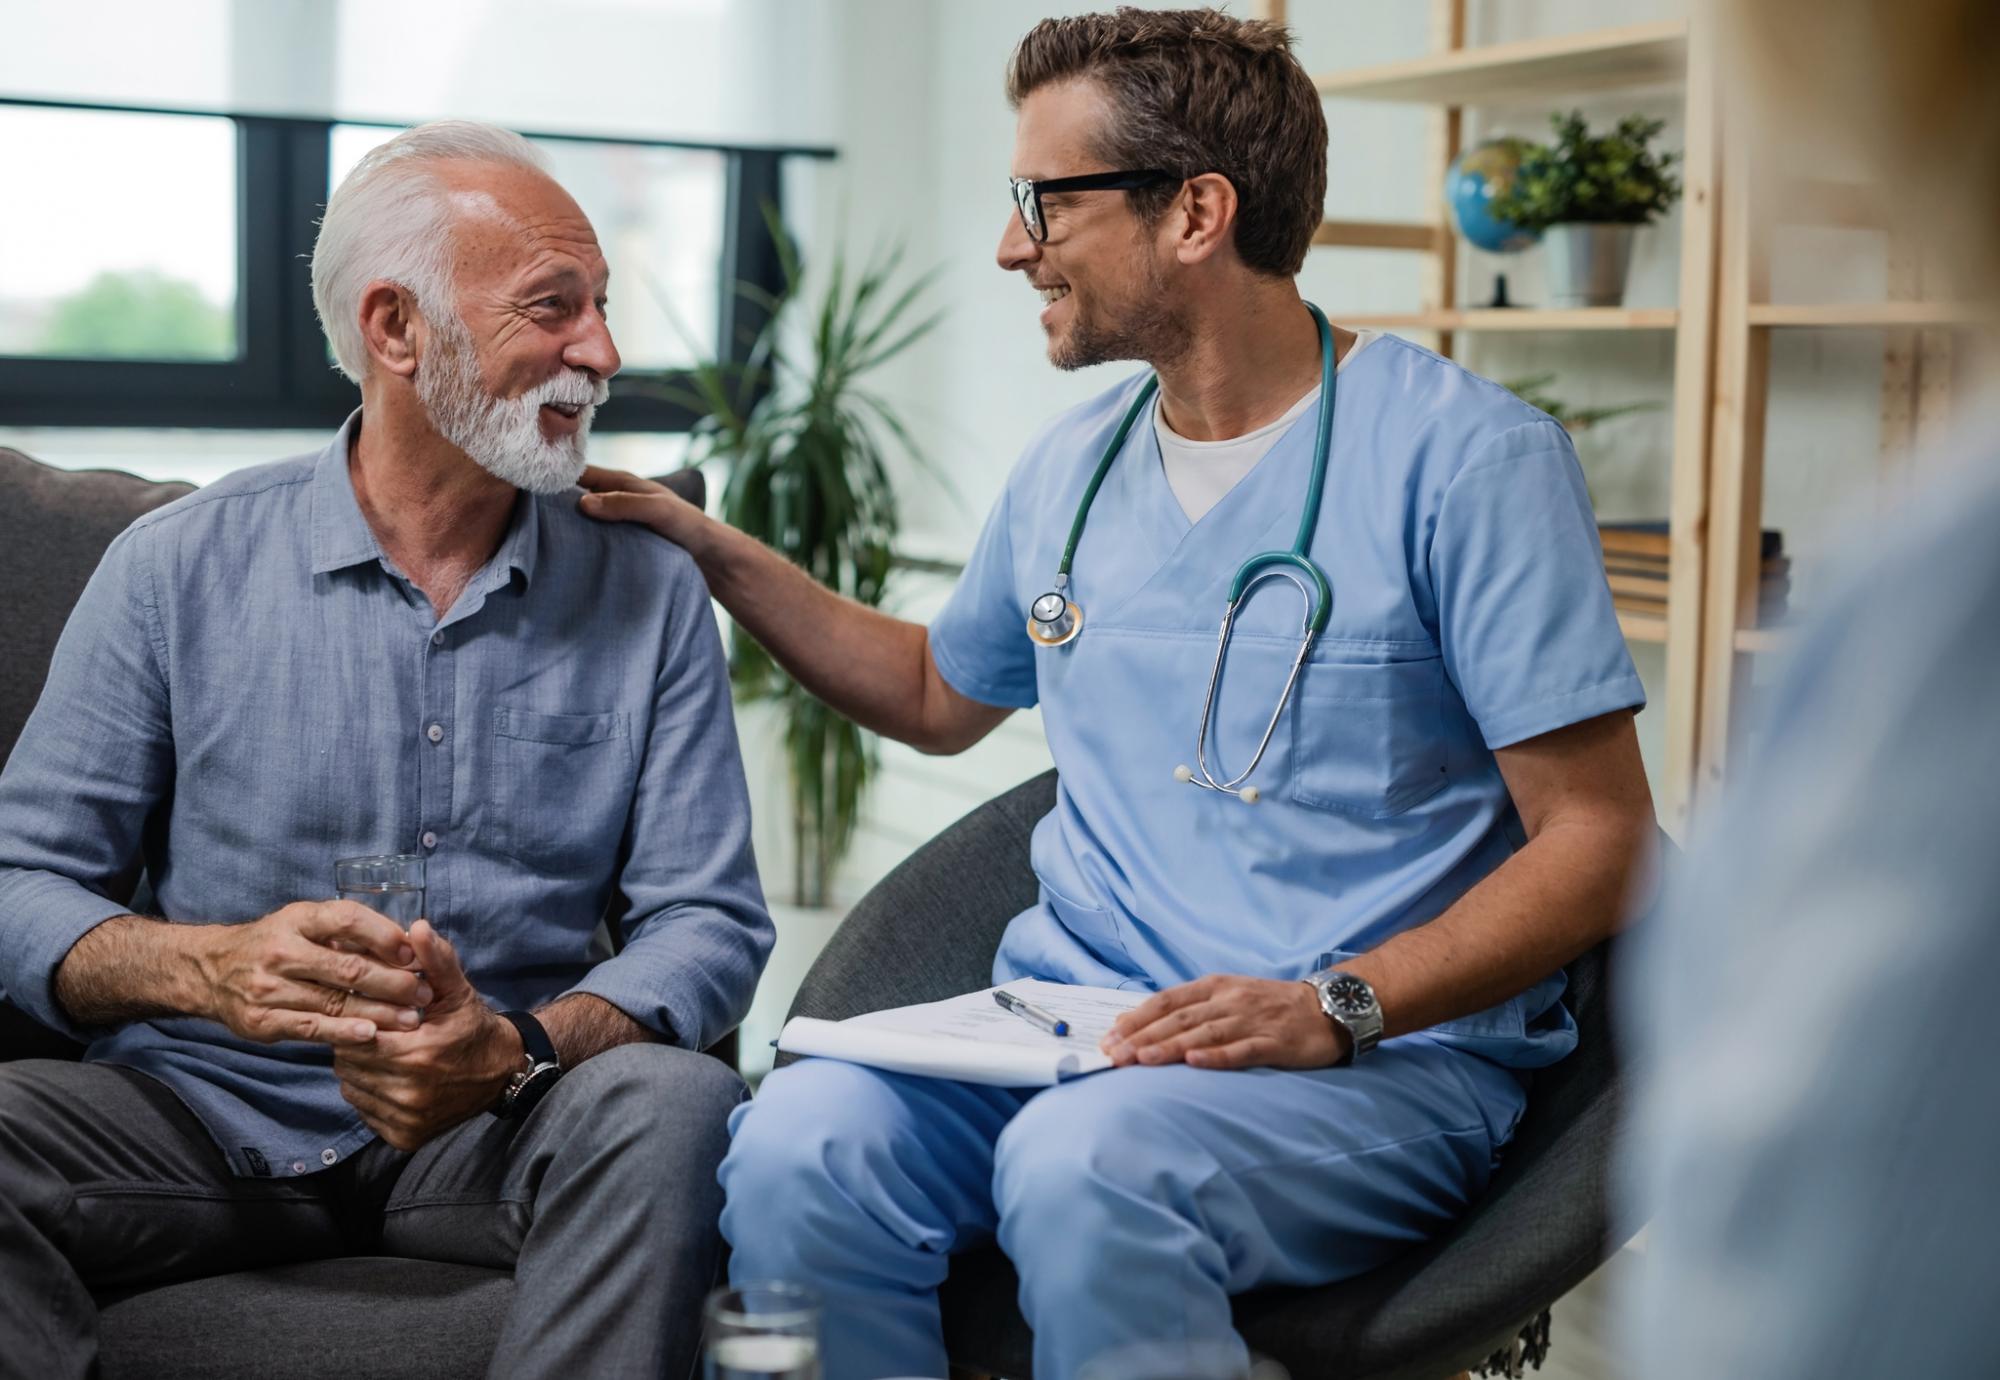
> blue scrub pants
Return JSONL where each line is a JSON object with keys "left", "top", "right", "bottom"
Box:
{"left": 719, "top": 1040, "right": 1527, "bottom": 1380}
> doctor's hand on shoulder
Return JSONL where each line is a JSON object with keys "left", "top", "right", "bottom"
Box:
{"left": 576, "top": 466, "right": 702, "bottom": 545}
{"left": 1101, "top": 975, "right": 1347, "bottom": 1071}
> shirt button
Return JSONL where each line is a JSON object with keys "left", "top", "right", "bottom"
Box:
{"left": 291, "top": 1161, "right": 308, "bottom": 1175}
{"left": 431, "top": 631, "right": 444, "bottom": 646}
{"left": 421, "top": 830, "right": 439, "bottom": 849}
{"left": 427, "top": 723, "right": 445, "bottom": 743}
{"left": 321, "top": 1148, "right": 339, "bottom": 1166}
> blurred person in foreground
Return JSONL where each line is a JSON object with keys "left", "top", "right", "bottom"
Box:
{"left": 1626, "top": 2, "right": 2000, "bottom": 1375}
{"left": 0, "top": 121, "right": 770, "bottom": 1377}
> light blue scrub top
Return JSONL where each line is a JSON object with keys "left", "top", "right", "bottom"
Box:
{"left": 929, "top": 335, "right": 1644, "bottom": 1069}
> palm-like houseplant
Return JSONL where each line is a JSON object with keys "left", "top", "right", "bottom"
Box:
{"left": 662, "top": 217, "right": 941, "bottom": 907}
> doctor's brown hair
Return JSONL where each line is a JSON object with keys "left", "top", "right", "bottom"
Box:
{"left": 1006, "top": 7, "right": 1328, "bottom": 278}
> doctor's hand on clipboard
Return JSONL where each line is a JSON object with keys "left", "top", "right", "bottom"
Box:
{"left": 1101, "top": 974, "right": 1346, "bottom": 1071}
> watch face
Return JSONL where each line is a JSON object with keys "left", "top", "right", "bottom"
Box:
{"left": 1328, "top": 974, "right": 1375, "bottom": 1016}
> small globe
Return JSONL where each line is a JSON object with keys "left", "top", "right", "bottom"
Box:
{"left": 1446, "top": 138, "right": 1541, "bottom": 254}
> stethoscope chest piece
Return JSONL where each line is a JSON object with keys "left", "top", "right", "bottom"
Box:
{"left": 1026, "top": 590, "right": 1083, "bottom": 647}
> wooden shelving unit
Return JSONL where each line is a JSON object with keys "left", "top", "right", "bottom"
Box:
{"left": 1748, "top": 302, "right": 1986, "bottom": 328}
{"left": 1693, "top": 140, "right": 1977, "bottom": 797}
{"left": 1297, "top": 1, "right": 1720, "bottom": 832}
{"left": 1267, "top": 0, "right": 1981, "bottom": 829}
{"left": 1310, "top": 20, "right": 1687, "bottom": 106}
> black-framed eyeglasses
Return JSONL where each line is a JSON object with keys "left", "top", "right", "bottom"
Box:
{"left": 1008, "top": 169, "right": 1178, "bottom": 242}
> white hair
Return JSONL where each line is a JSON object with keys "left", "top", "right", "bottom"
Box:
{"left": 310, "top": 120, "right": 550, "bottom": 383}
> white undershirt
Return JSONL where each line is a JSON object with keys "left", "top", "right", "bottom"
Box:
{"left": 1155, "top": 328, "right": 1380, "bottom": 524}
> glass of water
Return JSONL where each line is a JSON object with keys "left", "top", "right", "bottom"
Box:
{"left": 703, "top": 1282, "right": 821, "bottom": 1380}
{"left": 333, "top": 853, "right": 426, "bottom": 928}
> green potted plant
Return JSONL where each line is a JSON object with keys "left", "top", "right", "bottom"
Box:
{"left": 1500, "top": 372, "right": 1661, "bottom": 433}
{"left": 663, "top": 220, "right": 942, "bottom": 907}
{"left": 1490, "top": 110, "right": 1682, "bottom": 307}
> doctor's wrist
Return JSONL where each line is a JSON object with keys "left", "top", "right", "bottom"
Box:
{"left": 1293, "top": 982, "right": 1352, "bottom": 1066}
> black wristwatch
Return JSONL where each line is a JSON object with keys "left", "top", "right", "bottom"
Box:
{"left": 492, "top": 1010, "right": 562, "bottom": 1120}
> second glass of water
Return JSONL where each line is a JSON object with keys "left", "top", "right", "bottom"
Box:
{"left": 704, "top": 1282, "right": 821, "bottom": 1380}
{"left": 333, "top": 853, "right": 426, "bottom": 928}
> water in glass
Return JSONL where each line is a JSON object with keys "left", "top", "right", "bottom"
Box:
{"left": 336, "top": 881, "right": 425, "bottom": 928}
{"left": 704, "top": 1334, "right": 819, "bottom": 1380}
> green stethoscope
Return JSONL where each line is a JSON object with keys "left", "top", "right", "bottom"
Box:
{"left": 1025, "top": 302, "right": 1337, "bottom": 805}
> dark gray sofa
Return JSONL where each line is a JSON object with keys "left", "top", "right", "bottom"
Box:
{"left": 0, "top": 445, "right": 704, "bottom": 1379}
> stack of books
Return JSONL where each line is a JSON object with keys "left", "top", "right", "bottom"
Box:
{"left": 1599, "top": 521, "right": 1790, "bottom": 623}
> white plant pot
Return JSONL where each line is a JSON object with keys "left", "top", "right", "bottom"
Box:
{"left": 1543, "top": 222, "right": 1639, "bottom": 307}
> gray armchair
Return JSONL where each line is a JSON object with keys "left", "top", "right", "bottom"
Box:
{"left": 0, "top": 445, "right": 708, "bottom": 1379}
{"left": 784, "top": 771, "right": 1651, "bottom": 1380}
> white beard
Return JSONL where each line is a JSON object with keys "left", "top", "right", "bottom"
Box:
{"left": 415, "top": 319, "right": 609, "bottom": 494}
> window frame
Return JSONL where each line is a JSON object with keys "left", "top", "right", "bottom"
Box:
{"left": 0, "top": 96, "right": 831, "bottom": 432}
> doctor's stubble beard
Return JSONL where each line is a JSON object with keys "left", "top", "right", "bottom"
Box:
{"left": 1047, "top": 254, "right": 1193, "bottom": 373}
{"left": 414, "top": 314, "right": 610, "bottom": 494}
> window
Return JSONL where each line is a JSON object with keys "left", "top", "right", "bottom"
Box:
{"left": 0, "top": 107, "right": 239, "bottom": 362}
{"left": 0, "top": 98, "right": 827, "bottom": 432}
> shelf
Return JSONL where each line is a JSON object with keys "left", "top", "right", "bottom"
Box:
{"left": 1733, "top": 624, "right": 1800, "bottom": 654}
{"left": 1749, "top": 302, "right": 1989, "bottom": 329}
{"left": 1313, "top": 20, "right": 1687, "bottom": 106}
{"left": 1618, "top": 610, "right": 1668, "bottom": 644}
{"left": 1338, "top": 307, "right": 1677, "bottom": 332}
{"left": 1314, "top": 219, "right": 1448, "bottom": 253}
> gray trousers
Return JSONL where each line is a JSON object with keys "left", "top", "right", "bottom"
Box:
{"left": 0, "top": 1043, "right": 747, "bottom": 1380}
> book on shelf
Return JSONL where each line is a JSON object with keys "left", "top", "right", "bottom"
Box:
{"left": 1598, "top": 520, "right": 1784, "bottom": 563}
{"left": 1599, "top": 521, "right": 1791, "bottom": 623}
{"left": 1600, "top": 552, "right": 1792, "bottom": 584}
{"left": 1613, "top": 592, "right": 1792, "bottom": 620}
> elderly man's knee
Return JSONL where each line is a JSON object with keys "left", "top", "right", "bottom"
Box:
{"left": 567, "top": 1041, "right": 747, "bottom": 1139}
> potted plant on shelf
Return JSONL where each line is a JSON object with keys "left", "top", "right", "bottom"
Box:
{"left": 1490, "top": 110, "right": 1682, "bottom": 308}
{"left": 663, "top": 218, "right": 941, "bottom": 908}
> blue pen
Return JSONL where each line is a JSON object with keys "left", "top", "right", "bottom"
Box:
{"left": 995, "top": 988, "right": 1069, "bottom": 1037}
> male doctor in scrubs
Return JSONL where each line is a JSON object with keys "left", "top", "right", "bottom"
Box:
{"left": 583, "top": 9, "right": 1657, "bottom": 1377}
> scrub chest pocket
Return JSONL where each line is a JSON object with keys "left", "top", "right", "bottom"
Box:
{"left": 490, "top": 706, "right": 634, "bottom": 870}
{"left": 1290, "top": 656, "right": 1449, "bottom": 818}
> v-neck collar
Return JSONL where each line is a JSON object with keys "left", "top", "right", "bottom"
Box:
{"left": 1118, "top": 377, "right": 1326, "bottom": 573}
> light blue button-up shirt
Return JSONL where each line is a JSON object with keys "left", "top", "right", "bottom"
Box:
{"left": 0, "top": 414, "right": 772, "bottom": 1177}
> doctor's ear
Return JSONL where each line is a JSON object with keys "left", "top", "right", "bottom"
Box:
{"left": 357, "top": 280, "right": 425, "bottom": 380}
{"left": 1170, "top": 172, "right": 1241, "bottom": 267}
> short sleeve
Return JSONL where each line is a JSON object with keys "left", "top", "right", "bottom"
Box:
{"left": 927, "top": 483, "right": 1039, "bottom": 709}
{"left": 1429, "top": 420, "right": 1645, "bottom": 748}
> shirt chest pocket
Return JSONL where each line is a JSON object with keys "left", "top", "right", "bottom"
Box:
{"left": 490, "top": 707, "right": 635, "bottom": 872}
{"left": 1289, "top": 656, "right": 1449, "bottom": 818}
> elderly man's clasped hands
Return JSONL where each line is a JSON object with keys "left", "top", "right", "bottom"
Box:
{"left": 190, "top": 899, "right": 523, "bottom": 1152}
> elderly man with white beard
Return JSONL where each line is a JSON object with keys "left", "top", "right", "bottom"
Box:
{"left": 0, "top": 121, "right": 771, "bottom": 1378}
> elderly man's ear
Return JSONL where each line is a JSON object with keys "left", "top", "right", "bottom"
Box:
{"left": 358, "top": 281, "right": 424, "bottom": 380}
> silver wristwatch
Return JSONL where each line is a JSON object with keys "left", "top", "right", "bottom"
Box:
{"left": 1303, "top": 969, "right": 1383, "bottom": 1065}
